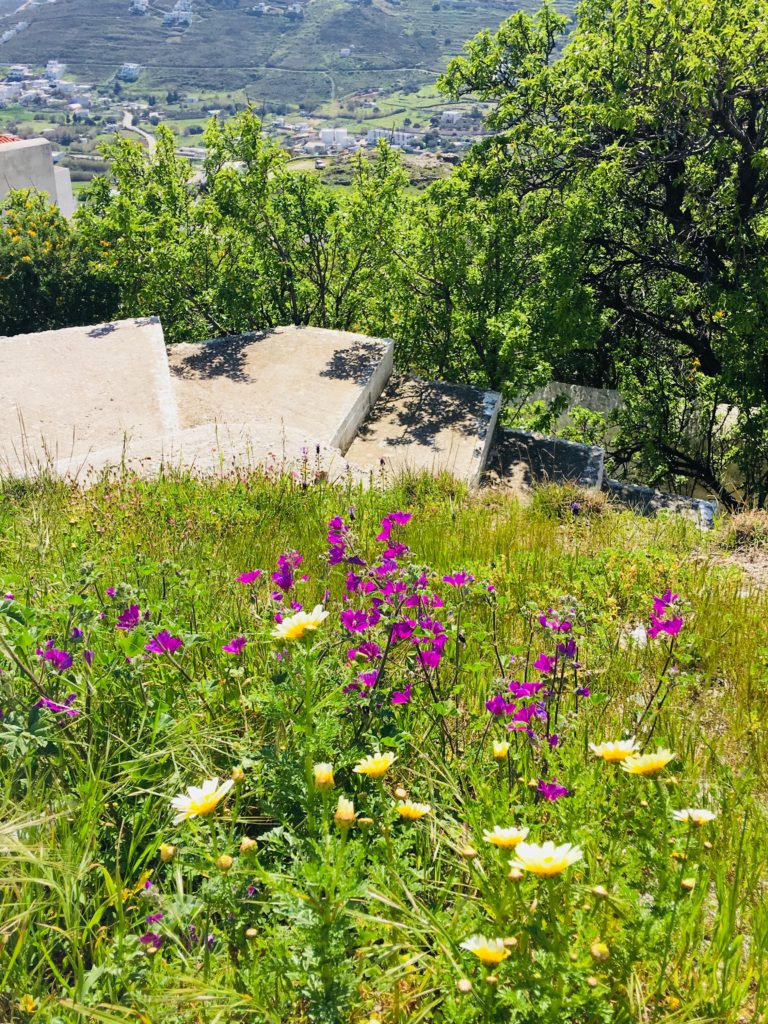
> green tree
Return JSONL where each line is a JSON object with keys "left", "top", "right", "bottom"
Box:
{"left": 440, "top": 0, "right": 768, "bottom": 505}
{"left": 0, "top": 191, "right": 117, "bottom": 337}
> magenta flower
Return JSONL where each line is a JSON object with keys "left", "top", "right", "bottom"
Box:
{"left": 35, "top": 694, "right": 79, "bottom": 716}
{"left": 538, "top": 612, "right": 572, "bottom": 632}
{"left": 116, "top": 605, "right": 140, "bottom": 631}
{"left": 139, "top": 932, "right": 163, "bottom": 950}
{"left": 237, "top": 570, "right": 262, "bottom": 585}
{"left": 347, "top": 641, "right": 382, "bottom": 661}
{"left": 106, "top": 587, "right": 116, "bottom": 598}
{"left": 653, "top": 589, "right": 679, "bottom": 615}
{"left": 222, "top": 636, "right": 247, "bottom": 654}
{"left": 146, "top": 912, "right": 164, "bottom": 924}
{"left": 83, "top": 650, "right": 94, "bottom": 666}
{"left": 376, "top": 512, "right": 412, "bottom": 543}
{"left": 3, "top": 593, "right": 13, "bottom": 601}
{"left": 340, "top": 608, "right": 380, "bottom": 632}
{"left": 71, "top": 627, "right": 84, "bottom": 640}
{"left": 391, "top": 619, "right": 417, "bottom": 642}
{"left": 37, "top": 647, "right": 73, "bottom": 672}
{"left": 533, "top": 653, "right": 557, "bottom": 674}
{"left": 392, "top": 685, "right": 412, "bottom": 705}
{"left": 648, "top": 613, "right": 684, "bottom": 639}
{"left": 507, "top": 680, "right": 546, "bottom": 698}
{"left": 486, "top": 694, "right": 513, "bottom": 716}
{"left": 443, "top": 572, "right": 474, "bottom": 587}
{"left": 145, "top": 631, "right": 183, "bottom": 655}
{"left": 537, "top": 777, "right": 569, "bottom": 801}
{"left": 272, "top": 551, "right": 303, "bottom": 592}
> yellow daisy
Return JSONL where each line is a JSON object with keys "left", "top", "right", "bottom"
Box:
{"left": 396, "top": 800, "right": 431, "bottom": 820}
{"left": 353, "top": 751, "right": 396, "bottom": 778}
{"left": 621, "top": 749, "right": 676, "bottom": 776}
{"left": 483, "top": 825, "right": 529, "bottom": 849}
{"left": 271, "top": 604, "right": 329, "bottom": 641}
{"left": 508, "top": 840, "right": 582, "bottom": 877}
{"left": 589, "top": 739, "right": 639, "bottom": 762}
{"left": 313, "top": 762, "right": 335, "bottom": 790}
{"left": 460, "top": 935, "right": 510, "bottom": 966}
{"left": 171, "top": 777, "right": 234, "bottom": 824}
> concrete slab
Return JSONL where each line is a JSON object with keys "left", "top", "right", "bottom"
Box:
{"left": 345, "top": 375, "right": 501, "bottom": 487}
{"left": 485, "top": 428, "right": 605, "bottom": 492}
{"left": 168, "top": 326, "right": 393, "bottom": 453}
{"left": 604, "top": 478, "right": 717, "bottom": 529}
{"left": 0, "top": 317, "right": 179, "bottom": 474}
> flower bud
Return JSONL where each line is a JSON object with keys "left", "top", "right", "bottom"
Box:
{"left": 590, "top": 941, "right": 610, "bottom": 962}
{"left": 313, "top": 763, "right": 335, "bottom": 790}
{"left": 245, "top": 927, "right": 258, "bottom": 940}
{"left": 457, "top": 978, "right": 472, "bottom": 994}
{"left": 334, "top": 795, "right": 356, "bottom": 829}
{"left": 231, "top": 766, "right": 246, "bottom": 784}
{"left": 239, "top": 836, "right": 257, "bottom": 855}
{"left": 492, "top": 740, "right": 510, "bottom": 760}
{"left": 159, "top": 843, "right": 176, "bottom": 862}
{"left": 591, "top": 885, "right": 609, "bottom": 898}
{"left": 485, "top": 974, "right": 498, "bottom": 986}
{"left": 503, "top": 936, "right": 518, "bottom": 949}
{"left": 507, "top": 867, "right": 525, "bottom": 882}
{"left": 394, "top": 786, "right": 408, "bottom": 800}
{"left": 681, "top": 877, "right": 696, "bottom": 891}
{"left": 216, "top": 854, "right": 234, "bottom": 872}
{"left": 460, "top": 844, "right": 478, "bottom": 860}
{"left": 357, "top": 816, "right": 374, "bottom": 829}
{"left": 586, "top": 976, "right": 599, "bottom": 989}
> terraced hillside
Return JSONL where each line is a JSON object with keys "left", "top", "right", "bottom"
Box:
{"left": 0, "top": 0, "right": 575, "bottom": 104}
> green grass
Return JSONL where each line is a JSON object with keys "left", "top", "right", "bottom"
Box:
{"left": 0, "top": 471, "right": 766, "bottom": 1022}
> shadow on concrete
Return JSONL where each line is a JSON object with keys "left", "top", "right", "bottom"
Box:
{"left": 355, "top": 376, "right": 481, "bottom": 449}
{"left": 170, "top": 333, "right": 260, "bottom": 383}
{"left": 320, "top": 341, "right": 383, "bottom": 385}
{"left": 490, "top": 431, "right": 594, "bottom": 485}
{"left": 87, "top": 323, "right": 117, "bottom": 338}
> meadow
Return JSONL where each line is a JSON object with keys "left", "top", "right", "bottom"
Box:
{"left": 0, "top": 471, "right": 766, "bottom": 1023}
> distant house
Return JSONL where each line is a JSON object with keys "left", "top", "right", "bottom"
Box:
{"left": 0, "top": 136, "right": 75, "bottom": 217}
{"left": 118, "top": 63, "right": 142, "bottom": 82}
{"left": 319, "top": 127, "right": 351, "bottom": 150}
{"left": 367, "top": 127, "right": 417, "bottom": 149}
{"left": 441, "top": 110, "right": 462, "bottom": 125}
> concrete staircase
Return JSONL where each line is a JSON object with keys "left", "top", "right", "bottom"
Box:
{"left": 0, "top": 318, "right": 501, "bottom": 486}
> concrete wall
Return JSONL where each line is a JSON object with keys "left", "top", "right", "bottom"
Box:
{"left": 0, "top": 138, "right": 74, "bottom": 217}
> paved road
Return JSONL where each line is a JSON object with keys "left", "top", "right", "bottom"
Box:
{"left": 121, "top": 111, "right": 157, "bottom": 154}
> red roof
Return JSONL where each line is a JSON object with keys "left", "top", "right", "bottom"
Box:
{"left": 0, "top": 135, "right": 21, "bottom": 144}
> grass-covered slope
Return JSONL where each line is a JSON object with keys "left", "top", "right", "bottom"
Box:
{"left": 0, "top": 0, "right": 575, "bottom": 101}
{"left": 0, "top": 473, "right": 766, "bottom": 1022}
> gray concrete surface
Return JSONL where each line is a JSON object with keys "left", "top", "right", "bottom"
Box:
{"left": 345, "top": 375, "right": 501, "bottom": 487}
{"left": 486, "top": 428, "right": 605, "bottom": 491}
{"left": 0, "top": 317, "right": 178, "bottom": 474}
{"left": 604, "top": 478, "right": 717, "bottom": 529}
{"left": 168, "top": 326, "right": 393, "bottom": 453}
{"left": 0, "top": 137, "right": 74, "bottom": 216}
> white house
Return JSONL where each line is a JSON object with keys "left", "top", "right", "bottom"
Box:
{"left": 367, "top": 127, "right": 416, "bottom": 148}
{"left": 0, "top": 136, "right": 75, "bottom": 217}
{"left": 319, "top": 127, "right": 350, "bottom": 150}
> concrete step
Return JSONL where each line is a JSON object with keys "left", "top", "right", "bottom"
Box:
{"left": 345, "top": 375, "right": 501, "bottom": 487}
{"left": 0, "top": 317, "right": 178, "bottom": 476}
{"left": 47, "top": 422, "right": 351, "bottom": 483}
{"left": 168, "top": 326, "right": 393, "bottom": 454}
{"left": 485, "top": 428, "right": 605, "bottom": 494}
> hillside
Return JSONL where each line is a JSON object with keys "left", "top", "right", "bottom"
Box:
{"left": 0, "top": 0, "right": 575, "bottom": 103}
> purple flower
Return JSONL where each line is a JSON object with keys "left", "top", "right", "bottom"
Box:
{"left": 537, "top": 777, "right": 570, "bottom": 801}
{"left": 139, "top": 932, "right": 163, "bottom": 949}
{"left": 222, "top": 636, "right": 247, "bottom": 654}
{"left": 507, "top": 679, "right": 545, "bottom": 698}
{"left": 357, "top": 670, "right": 378, "bottom": 690}
{"left": 237, "top": 570, "right": 262, "bottom": 585}
{"left": 106, "top": 587, "right": 116, "bottom": 598}
{"left": 71, "top": 627, "right": 84, "bottom": 640}
{"left": 547, "top": 734, "right": 560, "bottom": 749}
{"left": 35, "top": 693, "right": 79, "bottom": 716}
{"left": 533, "top": 653, "right": 557, "bottom": 674}
{"left": 340, "top": 608, "right": 380, "bottom": 632}
{"left": 652, "top": 589, "right": 680, "bottom": 615}
{"left": 391, "top": 619, "right": 417, "bottom": 642}
{"left": 376, "top": 512, "right": 412, "bottom": 543}
{"left": 486, "top": 694, "right": 512, "bottom": 716}
{"left": 3, "top": 593, "right": 14, "bottom": 601}
{"left": 557, "top": 638, "right": 578, "bottom": 659}
{"left": 37, "top": 647, "right": 73, "bottom": 672}
{"left": 145, "top": 631, "right": 183, "bottom": 655}
{"left": 347, "top": 641, "right": 382, "bottom": 661}
{"left": 392, "top": 685, "right": 412, "bottom": 706}
{"left": 146, "top": 912, "right": 164, "bottom": 924}
{"left": 575, "top": 685, "right": 591, "bottom": 698}
{"left": 83, "top": 650, "right": 94, "bottom": 666}
{"left": 648, "top": 613, "right": 684, "bottom": 640}
{"left": 116, "top": 605, "right": 140, "bottom": 631}
{"left": 443, "top": 572, "right": 474, "bottom": 588}
{"left": 272, "top": 551, "right": 303, "bottom": 593}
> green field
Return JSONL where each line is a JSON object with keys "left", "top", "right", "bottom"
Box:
{"left": 0, "top": 0, "right": 576, "bottom": 106}
{"left": 0, "top": 471, "right": 766, "bottom": 1021}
